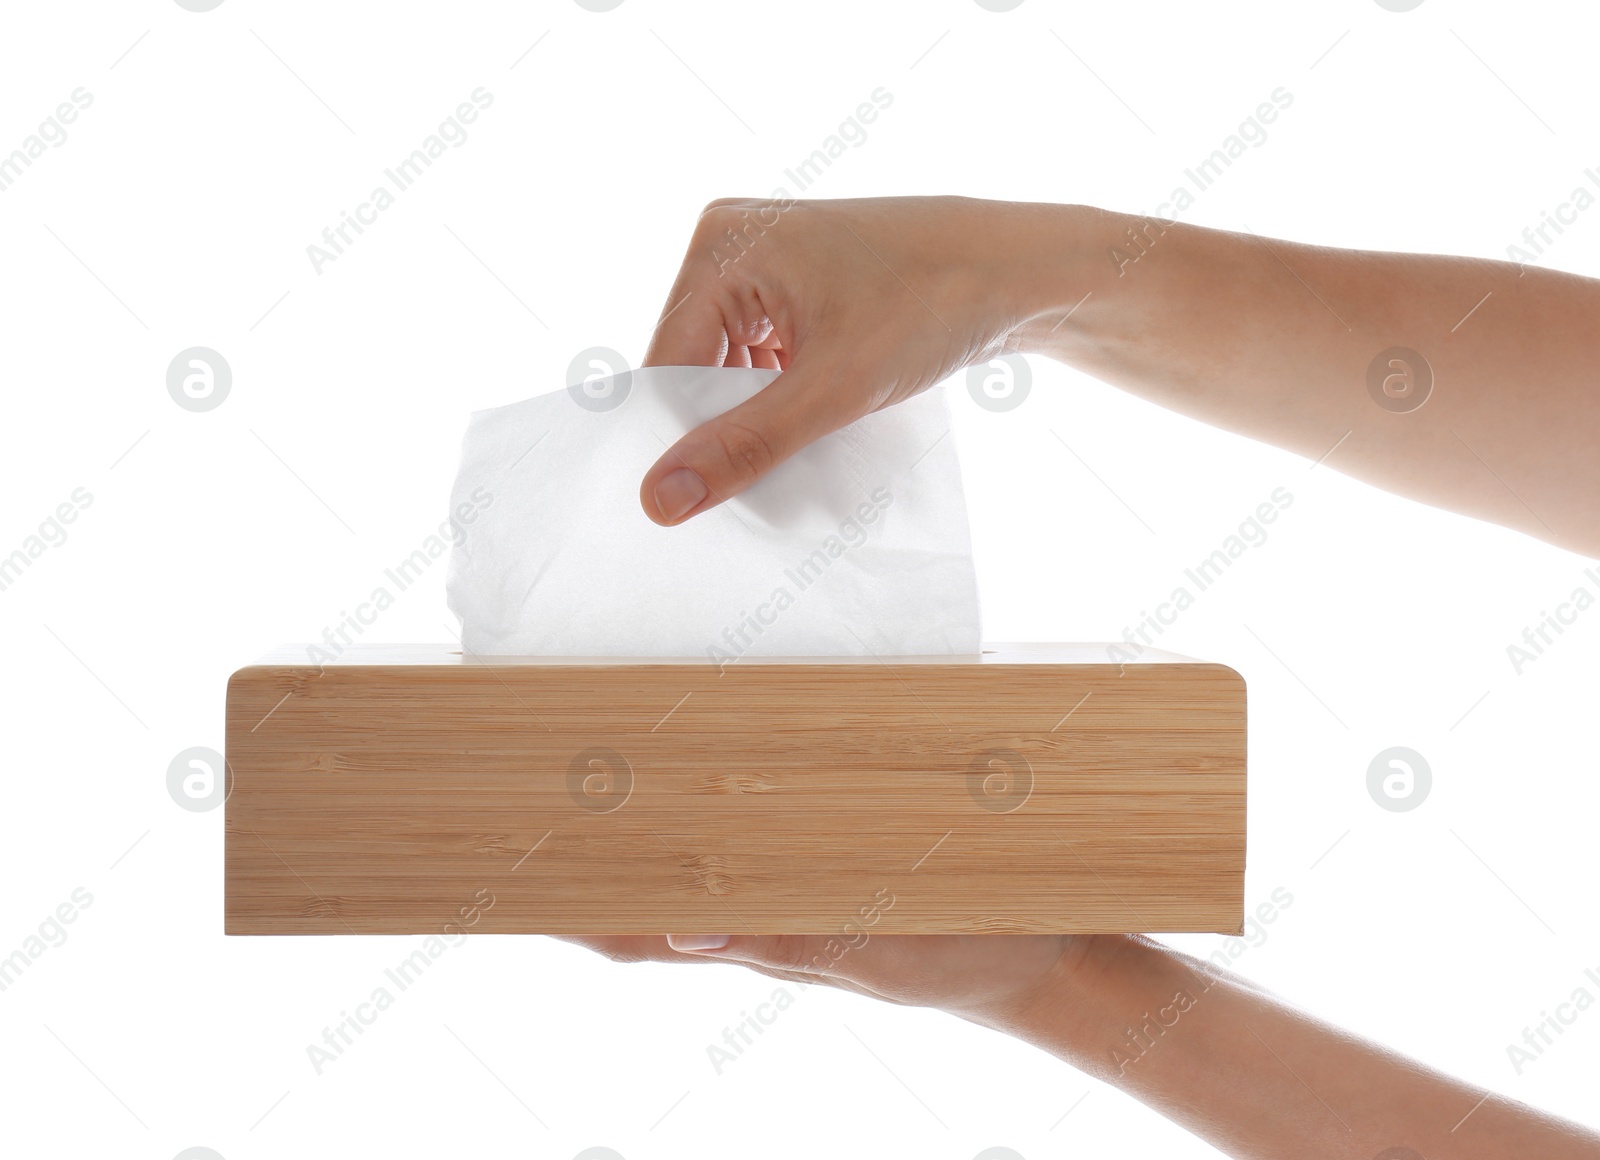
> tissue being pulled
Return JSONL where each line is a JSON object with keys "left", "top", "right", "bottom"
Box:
{"left": 446, "top": 365, "right": 981, "bottom": 659}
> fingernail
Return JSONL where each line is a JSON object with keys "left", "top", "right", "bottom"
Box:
{"left": 654, "top": 468, "right": 708, "bottom": 521}
{"left": 668, "top": 934, "right": 731, "bottom": 953}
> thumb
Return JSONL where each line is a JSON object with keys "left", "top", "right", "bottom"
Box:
{"left": 639, "top": 361, "right": 866, "bottom": 526}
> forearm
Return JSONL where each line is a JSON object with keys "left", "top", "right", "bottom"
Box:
{"left": 983, "top": 934, "right": 1599, "bottom": 1159}
{"left": 1008, "top": 203, "right": 1600, "bottom": 557}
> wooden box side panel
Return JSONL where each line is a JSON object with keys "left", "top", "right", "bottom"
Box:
{"left": 226, "top": 661, "right": 1245, "bottom": 935}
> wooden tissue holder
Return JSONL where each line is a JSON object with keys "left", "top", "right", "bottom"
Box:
{"left": 225, "top": 644, "right": 1245, "bottom": 936}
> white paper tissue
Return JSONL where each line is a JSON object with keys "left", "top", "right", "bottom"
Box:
{"left": 445, "top": 365, "right": 981, "bottom": 660}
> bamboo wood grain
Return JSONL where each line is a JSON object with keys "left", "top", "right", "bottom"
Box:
{"left": 225, "top": 644, "right": 1245, "bottom": 935}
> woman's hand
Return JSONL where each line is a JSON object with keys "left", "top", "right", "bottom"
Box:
{"left": 639, "top": 195, "right": 1600, "bottom": 555}
{"left": 560, "top": 931, "right": 1088, "bottom": 1029}
{"left": 561, "top": 929, "right": 1600, "bottom": 1159}
{"left": 636, "top": 195, "right": 1083, "bottom": 525}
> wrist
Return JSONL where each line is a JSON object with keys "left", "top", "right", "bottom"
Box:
{"left": 974, "top": 934, "right": 1201, "bottom": 1082}
{"left": 955, "top": 933, "right": 1120, "bottom": 1039}
{"left": 1001, "top": 201, "right": 1121, "bottom": 359}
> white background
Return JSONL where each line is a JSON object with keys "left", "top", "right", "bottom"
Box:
{"left": 2, "top": 1, "right": 1597, "bottom": 1157}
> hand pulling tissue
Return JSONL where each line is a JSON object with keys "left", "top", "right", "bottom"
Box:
{"left": 445, "top": 365, "right": 981, "bottom": 659}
